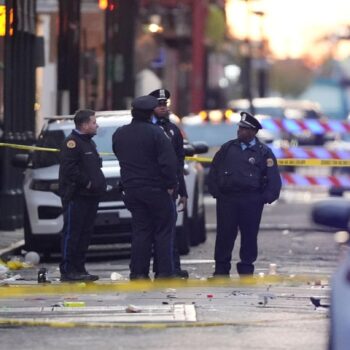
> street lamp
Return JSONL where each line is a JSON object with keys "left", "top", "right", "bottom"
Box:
{"left": 239, "top": 0, "right": 255, "bottom": 114}
{"left": 252, "top": 9, "right": 268, "bottom": 97}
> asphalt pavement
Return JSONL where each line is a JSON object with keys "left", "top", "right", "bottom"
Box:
{"left": 0, "top": 191, "right": 341, "bottom": 350}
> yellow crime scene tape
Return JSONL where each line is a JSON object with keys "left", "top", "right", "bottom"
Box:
{"left": 0, "top": 275, "right": 329, "bottom": 299}
{"left": 0, "top": 142, "right": 59, "bottom": 153}
{"left": 277, "top": 158, "right": 350, "bottom": 167}
{"left": 1, "top": 142, "right": 350, "bottom": 166}
{"left": 185, "top": 156, "right": 350, "bottom": 167}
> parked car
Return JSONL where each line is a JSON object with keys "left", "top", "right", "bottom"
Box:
{"left": 228, "top": 97, "right": 327, "bottom": 146}
{"left": 13, "top": 111, "right": 208, "bottom": 255}
{"left": 311, "top": 197, "right": 350, "bottom": 230}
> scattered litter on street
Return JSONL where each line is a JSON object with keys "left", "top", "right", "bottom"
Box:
{"left": 63, "top": 301, "right": 86, "bottom": 307}
{"left": 24, "top": 251, "right": 40, "bottom": 265}
{"left": 125, "top": 304, "right": 141, "bottom": 313}
{"left": 110, "top": 272, "right": 123, "bottom": 281}
{"left": 310, "top": 296, "right": 330, "bottom": 309}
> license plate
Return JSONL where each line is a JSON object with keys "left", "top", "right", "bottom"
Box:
{"left": 95, "top": 212, "right": 120, "bottom": 226}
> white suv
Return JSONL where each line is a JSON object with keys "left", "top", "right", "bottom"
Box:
{"left": 14, "top": 111, "right": 208, "bottom": 256}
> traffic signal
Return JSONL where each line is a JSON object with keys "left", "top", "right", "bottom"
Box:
{"left": 98, "top": 0, "right": 108, "bottom": 10}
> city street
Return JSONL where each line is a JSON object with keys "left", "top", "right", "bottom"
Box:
{"left": 2, "top": 1, "right": 350, "bottom": 349}
{"left": 0, "top": 189, "right": 341, "bottom": 350}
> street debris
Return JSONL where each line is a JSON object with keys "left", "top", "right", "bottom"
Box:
{"left": 0, "top": 263, "right": 8, "bottom": 277}
{"left": 165, "top": 288, "right": 176, "bottom": 293}
{"left": 63, "top": 301, "right": 86, "bottom": 307}
{"left": 24, "top": 251, "right": 40, "bottom": 265}
{"left": 110, "top": 272, "right": 123, "bottom": 281}
{"left": 37, "top": 267, "right": 50, "bottom": 283}
{"left": 125, "top": 304, "right": 141, "bottom": 313}
{"left": 310, "top": 297, "right": 330, "bottom": 309}
{"left": 164, "top": 288, "right": 177, "bottom": 299}
{"left": 0, "top": 274, "right": 23, "bottom": 285}
{"left": 258, "top": 292, "right": 276, "bottom": 306}
{"left": 6, "top": 257, "right": 25, "bottom": 270}
{"left": 268, "top": 263, "right": 277, "bottom": 275}
{"left": 334, "top": 230, "right": 349, "bottom": 244}
{"left": 166, "top": 294, "right": 177, "bottom": 299}
{"left": 207, "top": 294, "right": 213, "bottom": 300}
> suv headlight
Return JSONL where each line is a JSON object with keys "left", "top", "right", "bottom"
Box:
{"left": 30, "top": 180, "right": 59, "bottom": 192}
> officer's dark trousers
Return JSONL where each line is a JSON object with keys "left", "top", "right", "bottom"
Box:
{"left": 153, "top": 199, "right": 181, "bottom": 275}
{"left": 60, "top": 196, "right": 99, "bottom": 275}
{"left": 123, "top": 187, "right": 175, "bottom": 279}
{"left": 172, "top": 208, "right": 182, "bottom": 272}
{"left": 214, "top": 193, "right": 264, "bottom": 276}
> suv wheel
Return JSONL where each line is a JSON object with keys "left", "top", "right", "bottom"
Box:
{"left": 24, "top": 206, "right": 58, "bottom": 254}
{"left": 189, "top": 182, "right": 207, "bottom": 246}
{"left": 24, "top": 206, "right": 37, "bottom": 251}
{"left": 176, "top": 210, "right": 190, "bottom": 255}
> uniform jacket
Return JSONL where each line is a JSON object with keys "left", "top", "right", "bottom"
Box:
{"left": 58, "top": 130, "right": 106, "bottom": 202}
{"left": 156, "top": 117, "right": 188, "bottom": 197}
{"left": 208, "top": 138, "right": 282, "bottom": 204}
{"left": 112, "top": 118, "right": 178, "bottom": 191}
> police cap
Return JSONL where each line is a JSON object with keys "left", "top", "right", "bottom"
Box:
{"left": 238, "top": 111, "right": 262, "bottom": 130}
{"left": 131, "top": 95, "right": 158, "bottom": 111}
{"left": 149, "top": 88, "right": 171, "bottom": 101}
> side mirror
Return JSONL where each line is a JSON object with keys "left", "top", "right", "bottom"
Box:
{"left": 12, "top": 153, "right": 30, "bottom": 169}
{"left": 191, "top": 141, "right": 209, "bottom": 155}
{"left": 184, "top": 144, "right": 195, "bottom": 157}
{"left": 324, "top": 133, "right": 336, "bottom": 142}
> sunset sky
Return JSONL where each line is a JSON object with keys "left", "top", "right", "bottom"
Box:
{"left": 226, "top": 0, "right": 350, "bottom": 62}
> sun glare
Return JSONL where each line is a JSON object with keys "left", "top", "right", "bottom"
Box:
{"left": 226, "top": 0, "right": 350, "bottom": 61}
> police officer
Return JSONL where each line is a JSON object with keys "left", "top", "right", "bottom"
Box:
{"left": 112, "top": 95, "right": 178, "bottom": 280}
{"left": 149, "top": 88, "right": 189, "bottom": 279}
{"left": 59, "top": 109, "right": 106, "bottom": 282}
{"left": 208, "top": 111, "right": 282, "bottom": 277}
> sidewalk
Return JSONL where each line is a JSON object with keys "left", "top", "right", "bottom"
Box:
{"left": 0, "top": 229, "right": 24, "bottom": 257}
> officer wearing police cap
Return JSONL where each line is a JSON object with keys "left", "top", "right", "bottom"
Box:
{"left": 112, "top": 95, "right": 178, "bottom": 280}
{"left": 59, "top": 109, "right": 106, "bottom": 282}
{"left": 208, "top": 111, "right": 282, "bottom": 277}
{"left": 149, "top": 89, "right": 189, "bottom": 279}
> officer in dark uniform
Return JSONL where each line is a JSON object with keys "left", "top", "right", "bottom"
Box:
{"left": 208, "top": 111, "right": 282, "bottom": 277}
{"left": 112, "top": 95, "right": 178, "bottom": 280}
{"left": 149, "top": 88, "right": 189, "bottom": 279}
{"left": 59, "top": 109, "right": 106, "bottom": 282}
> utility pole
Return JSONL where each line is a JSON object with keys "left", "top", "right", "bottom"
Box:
{"left": 104, "top": 0, "right": 138, "bottom": 110}
{"left": 240, "top": 0, "right": 254, "bottom": 114}
{"left": 253, "top": 10, "right": 268, "bottom": 98}
{"left": 57, "top": 0, "right": 80, "bottom": 115}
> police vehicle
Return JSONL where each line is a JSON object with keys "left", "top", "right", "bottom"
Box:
{"left": 13, "top": 111, "right": 208, "bottom": 256}
{"left": 228, "top": 97, "right": 327, "bottom": 146}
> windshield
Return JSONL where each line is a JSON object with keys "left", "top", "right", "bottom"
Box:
{"left": 182, "top": 123, "right": 238, "bottom": 147}
{"left": 32, "top": 126, "right": 117, "bottom": 168}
